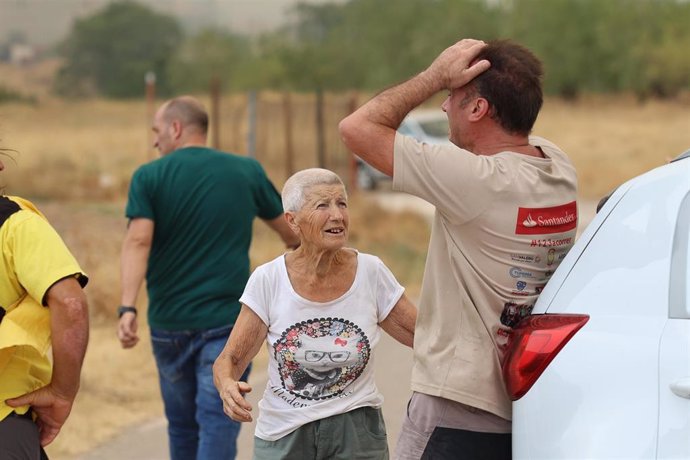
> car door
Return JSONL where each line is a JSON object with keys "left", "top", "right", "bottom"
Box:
{"left": 658, "top": 189, "right": 690, "bottom": 459}
{"left": 512, "top": 160, "right": 690, "bottom": 459}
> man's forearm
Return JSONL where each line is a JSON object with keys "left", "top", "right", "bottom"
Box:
{"left": 339, "top": 70, "right": 443, "bottom": 175}
{"left": 340, "top": 39, "right": 489, "bottom": 175}
{"left": 120, "top": 226, "right": 151, "bottom": 306}
{"left": 359, "top": 69, "right": 443, "bottom": 130}
{"left": 265, "top": 215, "right": 300, "bottom": 250}
{"left": 47, "top": 278, "right": 89, "bottom": 399}
{"left": 120, "top": 243, "right": 147, "bottom": 305}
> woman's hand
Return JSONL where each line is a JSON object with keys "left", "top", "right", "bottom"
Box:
{"left": 212, "top": 304, "right": 268, "bottom": 422}
{"left": 217, "top": 378, "right": 254, "bottom": 422}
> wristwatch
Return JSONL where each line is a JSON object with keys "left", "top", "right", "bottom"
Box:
{"left": 117, "top": 306, "right": 138, "bottom": 318}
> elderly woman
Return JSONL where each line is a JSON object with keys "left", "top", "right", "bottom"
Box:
{"left": 213, "top": 168, "right": 417, "bottom": 459}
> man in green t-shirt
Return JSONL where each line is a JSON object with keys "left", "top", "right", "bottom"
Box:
{"left": 117, "top": 96, "right": 298, "bottom": 460}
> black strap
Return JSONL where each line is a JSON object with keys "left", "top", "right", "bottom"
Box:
{"left": 0, "top": 197, "right": 21, "bottom": 324}
{"left": 0, "top": 196, "right": 21, "bottom": 227}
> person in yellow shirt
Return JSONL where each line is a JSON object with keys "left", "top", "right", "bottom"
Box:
{"left": 0, "top": 155, "right": 89, "bottom": 459}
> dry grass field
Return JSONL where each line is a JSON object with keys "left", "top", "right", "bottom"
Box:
{"left": 0, "top": 82, "right": 687, "bottom": 203}
{"left": 535, "top": 93, "right": 690, "bottom": 199}
{"left": 1, "top": 62, "right": 689, "bottom": 458}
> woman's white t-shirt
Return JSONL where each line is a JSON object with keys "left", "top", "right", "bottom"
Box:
{"left": 240, "top": 251, "right": 404, "bottom": 441}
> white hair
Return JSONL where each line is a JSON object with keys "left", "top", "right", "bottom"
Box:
{"left": 282, "top": 168, "right": 346, "bottom": 212}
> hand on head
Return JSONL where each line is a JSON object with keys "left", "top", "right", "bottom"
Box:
{"left": 429, "top": 39, "right": 491, "bottom": 90}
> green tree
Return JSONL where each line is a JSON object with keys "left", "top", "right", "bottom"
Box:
{"left": 629, "top": 0, "right": 690, "bottom": 99}
{"left": 54, "top": 1, "right": 182, "bottom": 98}
{"left": 504, "top": 0, "right": 690, "bottom": 98}
{"left": 509, "top": 0, "right": 605, "bottom": 99}
{"left": 258, "top": 0, "right": 500, "bottom": 91}
{"left": 263, "top": 2, "right": 351, "bottom": 90}
{"left": 168, "top": 28, "right": 252, "bottom": 93}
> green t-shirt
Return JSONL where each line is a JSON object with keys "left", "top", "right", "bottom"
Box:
{"left": 125, "top": 147, "right": 283, "bottom": 330}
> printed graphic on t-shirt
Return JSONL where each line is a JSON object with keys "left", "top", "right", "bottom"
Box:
{"left": 500, "top": 301, "right": 534, "bottom": 328}
{"left": 515, "top": 201, "right": 577, "bottom": 235}
{"left": 274, "top": 317, "right": 370, "bottom": 401}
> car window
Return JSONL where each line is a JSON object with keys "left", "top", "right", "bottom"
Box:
{"left": 544, "top": 164, "right": 686, "bottom": 318}
{"left": 670, "top": 191, "right": 690, "bottom": 319}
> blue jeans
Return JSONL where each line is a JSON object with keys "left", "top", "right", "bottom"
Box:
{"left": 151, "top": 325, "right": 251, "bottom": 460}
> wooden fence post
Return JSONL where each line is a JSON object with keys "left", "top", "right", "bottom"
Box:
{"left": 210, "top": 75, "right": 221, "bottom": 149}
{"left": 145, "top": 71, "right": 156, "bottom": 161}
{"left": 283, "top": 92, "right": 295, "bottom": 179}
{"left": 247, "top": 90, "right": 257, "bottom": 158}
{"left": 316, "top": 88, "right": 326, "bottom": 168}
{"left": 347, "top": 91, "right": 359, "bottom": 192}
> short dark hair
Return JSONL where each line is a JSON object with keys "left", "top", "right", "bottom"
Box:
{"left": 163, "top": 96, "right": 209, "bottom": 134}
{"left": 472, "top": 40, "right": 543, "bottom": 136}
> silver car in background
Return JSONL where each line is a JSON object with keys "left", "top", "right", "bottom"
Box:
{"left": 356, "top": 109, "right": 452, "bottom": 190}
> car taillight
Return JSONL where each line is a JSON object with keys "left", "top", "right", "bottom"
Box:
{"left": 502, "top": 314, "right": 589, "bottom": 401}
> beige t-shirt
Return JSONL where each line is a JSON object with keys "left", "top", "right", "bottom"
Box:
{"left": 393, "top": 134, "right": 578, "bottom": 420}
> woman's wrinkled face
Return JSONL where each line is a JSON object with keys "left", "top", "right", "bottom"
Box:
{"left": 292, "top": 184, "right": 349, "bottom": 250}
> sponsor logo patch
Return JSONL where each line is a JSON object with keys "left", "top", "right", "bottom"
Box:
{"left": 510, "top": 253, "right": 541, "bottom": 264}
{"left": 547, "top": 248, "right": 556, "bottom": 266}
{"left": 530, "top": 237, "right": 573, "bottom": 248}
{"left": 516, "top": 201, "right": 577, "bottom": 235}
{"left": 509, "top": 267, "right": 534, "bottom": 279}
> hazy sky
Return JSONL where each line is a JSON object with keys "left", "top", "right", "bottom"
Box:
{"left": 0, "top": 0, "right": 338, "bottom": 46}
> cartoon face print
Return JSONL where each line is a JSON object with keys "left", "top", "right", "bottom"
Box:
{"left": 274, "top": 318, "right": 370, "bottom": 400}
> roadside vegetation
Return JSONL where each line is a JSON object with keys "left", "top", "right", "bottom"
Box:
{"left": 3, "top": 0, "right": 690, "bottom": 100}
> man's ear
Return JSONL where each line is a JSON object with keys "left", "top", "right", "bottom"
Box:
{"left": 469, "top": 98, "right": 490, "bottom": 121}
{"left": 171, "top": 120, "right": 183, "bottom": 140}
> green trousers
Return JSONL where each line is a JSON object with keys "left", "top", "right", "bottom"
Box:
{"left": 253, "top": 406, "right": 389, "bottom": 460}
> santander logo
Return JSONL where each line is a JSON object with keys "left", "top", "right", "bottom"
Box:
{"left": 515, "top": 201, "right": 577, "bottom": 235}
{"left": 522, "top": 214, "right": 537, "bottom": 228}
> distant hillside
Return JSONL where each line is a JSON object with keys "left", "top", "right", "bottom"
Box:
{"left": 0, "top": 0, "right": 335, "bottom": 47}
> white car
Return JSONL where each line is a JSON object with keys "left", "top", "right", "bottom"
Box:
{"left": 504, "top": 149, "right": 690, "bottom": 459}
{"left": 356, "top": 109, "right": 452, "bottom": 190}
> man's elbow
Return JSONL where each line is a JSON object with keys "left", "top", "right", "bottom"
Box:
{"left": 47, "top": 283, "right": 90, "bottom": 340}
{"left": 58, "top": 291, "right": 89, "bottom": 324}
{"left": 124, "top": 233, "right": 152, "bottom": 251}
{"left": 338, "top": 116, "right": 361, "bottom": 153}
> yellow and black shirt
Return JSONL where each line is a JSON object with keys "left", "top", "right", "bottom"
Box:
{"left": 0, "top": 196, "right": 87, "bottom": 421}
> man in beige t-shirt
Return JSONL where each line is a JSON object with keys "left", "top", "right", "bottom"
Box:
{"left": 340, "top": 39, "right": 577, "bottom": 459}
